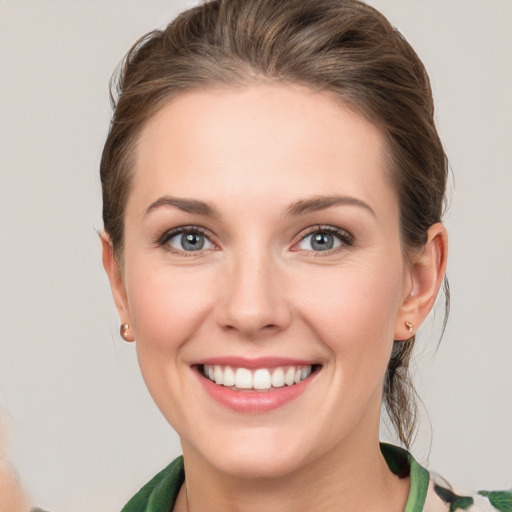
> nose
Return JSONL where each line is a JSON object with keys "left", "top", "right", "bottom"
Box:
{"left": 215, "top": 249, "right": 292, "bottom": 339}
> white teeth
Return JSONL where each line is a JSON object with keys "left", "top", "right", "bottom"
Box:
{"left": 214, "top": 365, "right": 223, "bottom": 385}
{"left": 202, "top": 364, "right": 314, "bottom": 390}
{"left": 271, "top": 367, "right": 285, "bottom": 388}
{"left": 253, "top": 369, "right": 271, "bottom": 390}
{"left": 223, "top": 366, "right": 235, "bottom": 386}
{"left": 285, "top": 367, "right": 295, "bottom": 386}
{"left": 235, "top": 368, "right": 253, "bottom": 389}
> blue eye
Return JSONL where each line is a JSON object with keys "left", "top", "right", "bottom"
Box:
{"left": 297, "top": 228, "right": 351, "bottom": 252}
{"left": 163, "top": 229, "right": 214, "bottom": 252}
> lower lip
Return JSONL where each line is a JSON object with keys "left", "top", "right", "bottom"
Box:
{"left": 196, "top": 367, "right": 318, "bottom": 413}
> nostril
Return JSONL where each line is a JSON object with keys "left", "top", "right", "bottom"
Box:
{"left": 214, "top": 269, "right": 292, "bottom": 335}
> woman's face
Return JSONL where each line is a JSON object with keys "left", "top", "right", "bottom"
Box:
{"left": 107, "top": 84, "right": 417, "bottom": 477}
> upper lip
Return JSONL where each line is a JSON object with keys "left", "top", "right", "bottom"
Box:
{"left": 192, "top": 356, "right": 319, "bottom": 369}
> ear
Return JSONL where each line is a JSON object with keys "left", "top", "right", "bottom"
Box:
{"left": 394, "top": 223, "right": 448, "bottom": 340}
{"left": 100, "top": 233, "right": 134, "bottom": 341}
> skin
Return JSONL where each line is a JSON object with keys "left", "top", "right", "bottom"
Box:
{"left": 0, "top": 461, "right": 31, "bottom": 512}
{"left": 102, "top": 84, "right": 447, "bottom": 512}
{"left": 0, "top": 422, "right": 31, "bottom": 512}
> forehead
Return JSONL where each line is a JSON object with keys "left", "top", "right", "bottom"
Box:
{"left": 130, "top": 84, "right": 396, "bottom": 219}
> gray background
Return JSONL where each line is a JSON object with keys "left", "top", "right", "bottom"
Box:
{"left": 1, "top": 1, "right": 511, "bottom": 510}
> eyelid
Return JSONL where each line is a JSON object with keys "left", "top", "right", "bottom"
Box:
{"left": 290, "top": 225, "right": 355, "bottom": 252}
{"left": 155, "top": 224, "right": 353, "bottom": 256}
{"left": 156, "top": 225, "right": 218, "bottom": 254}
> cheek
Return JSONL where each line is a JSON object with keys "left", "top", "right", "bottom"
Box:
{"left": 297, "top": 262, "right": 403, "bottom": 364}
{"left": 124, "top": 260, "right": 215, "bottom": 354}
{"left": 123, "top": 260, "right": 218, "bottom": 425}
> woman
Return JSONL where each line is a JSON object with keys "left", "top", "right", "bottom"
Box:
{"left": 99, "top": 0, "right": 510, "bottom": 511}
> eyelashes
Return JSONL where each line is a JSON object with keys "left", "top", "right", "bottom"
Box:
{"left": 156, "top": 224, "right": 354, "bottom": 257}
{"left": 293, "top": 225, "right": 354, "bottom": 253}
{"left": 157, "top": 226, "right": 216, "bottom": 256}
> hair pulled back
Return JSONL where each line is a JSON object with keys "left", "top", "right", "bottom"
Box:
{"left": 101, "top": 0, "right": 448, "bottom": 448}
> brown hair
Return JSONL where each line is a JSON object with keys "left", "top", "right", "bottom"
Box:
{"left": 100, "top": 0, "right": 449, "bottom": 448}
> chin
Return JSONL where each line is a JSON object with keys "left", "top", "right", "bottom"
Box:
{"left": 211, "top": 448, "right": 308, "bottom": 480}
{"left": 184, "top": 423, "right": 321, "bottom": 480}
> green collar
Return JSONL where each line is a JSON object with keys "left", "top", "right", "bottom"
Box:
{"left": 380, "top": 443, "right": 430, "bottom": 512}
{"left": 121, "top": 456, "right": 185, "bottom": 512}
{"left": 122, "top": 443, "right": 429, "bottom": 512}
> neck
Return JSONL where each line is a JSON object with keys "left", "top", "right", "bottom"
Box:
{"left": 176, "top": 430, "right": 409, "bottom": 512}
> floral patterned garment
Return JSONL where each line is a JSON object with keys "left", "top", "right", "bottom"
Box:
{"left": 424, "top": 474, "right": 512, "bottom": 512}
{"left": 118, "top": 444, "right": 511, "bottom": 512}
{"left": 383, "top": 444, "right": 511, "bottom": 512}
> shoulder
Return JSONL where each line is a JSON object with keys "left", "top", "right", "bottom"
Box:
{"left": 424, "top": 472, "right": 512, "bottom": 512}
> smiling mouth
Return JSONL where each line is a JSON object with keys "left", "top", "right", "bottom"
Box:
{"left": 198, "top": 364, "right": 321, "bottom": 392}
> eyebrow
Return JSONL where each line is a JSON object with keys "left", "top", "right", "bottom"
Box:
{"left": 287, "top": 195, "right": 376, "bottom": 218}
{"left": 143, "top": 194, "right": 375, "bottom": 219}
{"left": 144, "top": 196, "right": 220, "bottom": 218}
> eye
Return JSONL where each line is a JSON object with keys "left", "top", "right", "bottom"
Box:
{"left": 296, "top": 227, "right": 353, "bottom": 252}
{"left": 161, "top": 227, "right": 215, "bottom": 252}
